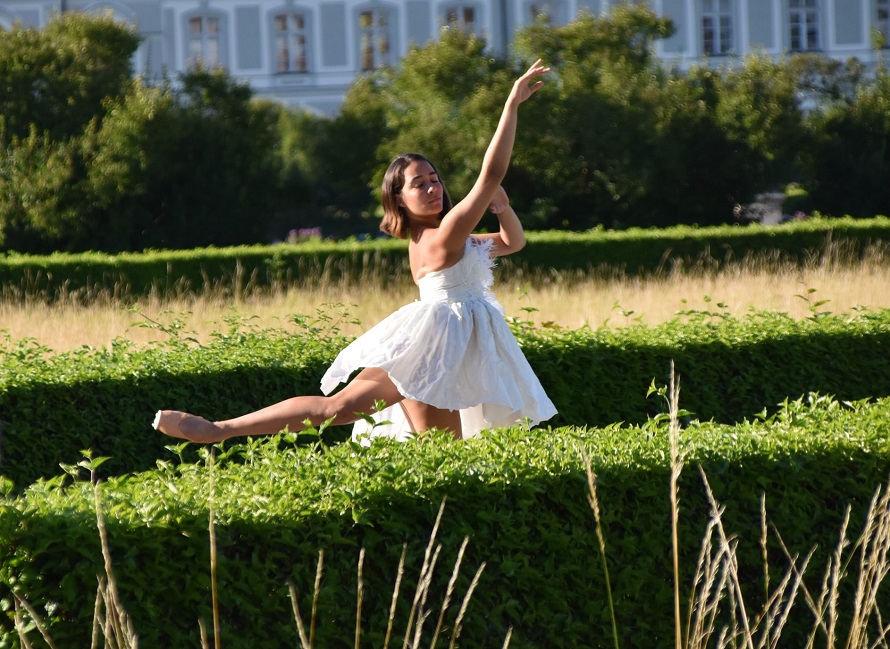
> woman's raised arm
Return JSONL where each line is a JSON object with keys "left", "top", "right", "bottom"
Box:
{"left": 434, "top": 59, "right": 549, "bottom": 252}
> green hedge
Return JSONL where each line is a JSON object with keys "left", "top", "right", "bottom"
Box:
{"left": 1, "top": 309, "right": 889, "bottom": 490}
{"left": 1, "top": 217, "right": 888, "bottom": 300}
{"left": 1, "top": 395, "right": 889, "bottom": 648}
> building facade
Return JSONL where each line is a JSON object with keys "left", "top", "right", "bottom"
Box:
{"left": 0, "top": 0, "right": 888, "bottom": 114}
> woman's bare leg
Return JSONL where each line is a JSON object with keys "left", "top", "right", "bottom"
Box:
{"left": 401, "top": 400, "right": 462, "bottom": 440}
{"left": 155, "top": 368, "right": 405, "bottom": 443}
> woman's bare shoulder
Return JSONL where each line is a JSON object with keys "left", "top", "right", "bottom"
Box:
{"left": 409, "top": 228, "right": 466, "bottom": 280}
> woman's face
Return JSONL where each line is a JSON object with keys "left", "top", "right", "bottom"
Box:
{"left": 398, "top": 160, "right": 444, "bottom": 219}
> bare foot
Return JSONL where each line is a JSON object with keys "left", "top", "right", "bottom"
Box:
{"left": 152, "top": 410, "right": 225, "bottom": 443}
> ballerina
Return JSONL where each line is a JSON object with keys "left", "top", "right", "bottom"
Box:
{"left": 154, "top": 59, "right": 556, "bottom": 444}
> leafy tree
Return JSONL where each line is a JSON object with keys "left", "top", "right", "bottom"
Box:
{"left": 690, "top": 54, "right": 804, "bottom": 195}
{"left": 283, "top": 72, "right": 393, "bottom": 236}
{"left": 87, "top": 70, "right": 282, "bottom": 251}
{"left": 371, "top": 30, "right": 513, "bottom": 204}
{"left": 0, "top": 12, "right": 138, "bottom": 141}
{"left": 800, "top": 69, "right": 890, "bottom": 218}
{"left": 511, "top": 6, "right": 763, "bottom": 229}
{"left": 0, "top": 125, "right": 93, "bottom": 252}
{"left": 786, "top": 53, "right": 867, "bottom": 107}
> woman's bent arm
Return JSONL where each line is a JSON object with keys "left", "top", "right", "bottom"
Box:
{"left": 474, "top": 185, "right": 526, "bottom": 256}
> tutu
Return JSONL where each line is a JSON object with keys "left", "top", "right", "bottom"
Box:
{"left": 320, "top": 238, "right": 557, "bottom": 444}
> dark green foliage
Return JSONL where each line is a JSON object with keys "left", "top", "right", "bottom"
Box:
{"left": 507, "top": 7, "right": 768, "bottom": 229}
{"left": 0, "top": 14, "right": 287, "bottom": 253}
{"left": 369, "top": 30, "right": 513, "bottom": 204}
{"left": 517, "top": 308, "right": 890, "bottom": 429}
{"left": 799, "top": 69, "right": 890, "bottom": 219}
{"left": 272, "top": 77, "right": 391, "bottom": 238}
{"left": 87, "top": 69, "right": 282, "bottom": 251}
{"left": 0, "top": 128, "right": 94, "bottom": 253}
{"left": 0, "top": 13, "right": 138, "bottom": 141}
{"left": 1, "top": 395, "right": 889, "bottom": 647}
{"left": 0, "top": 13, "right": 139, "bottom": 253}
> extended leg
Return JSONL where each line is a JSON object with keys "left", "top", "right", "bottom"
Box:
{"left": 154, "top": 368, "right": 405, "bottom": 443}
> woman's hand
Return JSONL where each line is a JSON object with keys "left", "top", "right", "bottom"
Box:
{"left": 509, "top": 59, "right": 550, "bottom": 106}
{"left": 476, "top": 185, "right": 525, "bottom": 256}
{"left": 488, "top": 185, "right": 510, "bottom": 215}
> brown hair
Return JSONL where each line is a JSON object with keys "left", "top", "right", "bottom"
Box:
{"left": 379, "top": 153, "right": 452, "bottom": 239}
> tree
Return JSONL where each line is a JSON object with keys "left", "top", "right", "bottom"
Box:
{"left": 696, "top": 55, "right": 805, "bottom": 190}
{"left": 0, "top": 124, "right": 92, "bottom": 252}
{"left": 87, "top": 69, "right": 282, "bottom": 251}
{"left": 0, "top": 12, "right": 138, "bottom": 141}
{"left": 800, "top": 69, "right": 890, "bottom": 218}
{"left": 371, "top": 29, "right": 513, "bottom": 204}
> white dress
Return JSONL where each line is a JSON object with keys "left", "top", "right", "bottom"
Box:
{"left": 320, "top": 237, "right": 557, "bottom": 445}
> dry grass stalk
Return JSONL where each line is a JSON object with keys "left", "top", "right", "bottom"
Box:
{"left": 92, "top": 586, "right": 103, "bottom": 649}
{"left": 408, "top": 544, "right": 441, "bottom": 648}
{"left": 93, "top": 483, "right": 138, "bottom": 649}
{"left": 207, "top": 448, "right": 221, "bottom": 649}
{"left": 356, "top": 547, "right": 365, "bottom": 649}
{"left": 284, "top": 498, "right": 491, "bottom": 649}
{"left": 12, "top": 593, "right": 46, "bottom": 649}
{"left": 669, "top": 361, "right": 684, "bottom": 649}
{"left": 760, "top": 494, "right": 771, "bottom": 646}
{"left": 446, "top": 561, "right": 487, "bottom": 649}
{"left": 774, "top": 480, "right": 890, "bottom": 649}
{"left": 199, "top": 618, "right": 210, "bottom": 649}
{"left": 698, "top": 467, "right": 756, "bottom": 649}
{"left": 583, "top": 454, "right": 620, "bottom": 649}
{"left": 429, "top": 536, "right": 470, "bottom": 649}
{"left": 384, "top": 544, "right": 408, "bottom": 649}
{"left": 403, "top": 499, "right": 447, "bottom": 649}
{"left": 287, "top": 580, "right": 311, "bottom": 649}
{"left": 285, "top": 551, "right": 324, "bottom": 649}
{"left": 5, "top": 249, "right": 890, "bottom": 352}
{"left": 311, "top": 549, "right": 324, "bottom": 647}
{"left": 12, "top": 599, "right": 33, "bottom": 649}
{"left": 661, "top": 361, "right": 812, "bottom": 649}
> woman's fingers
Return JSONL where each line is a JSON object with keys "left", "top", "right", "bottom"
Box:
{"left": 515, "top": 59, "right": 550, "bottom": 101}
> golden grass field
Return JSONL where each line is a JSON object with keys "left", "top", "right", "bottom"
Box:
{"left": 3, "top": 254, "right": 889, "bottom": 352}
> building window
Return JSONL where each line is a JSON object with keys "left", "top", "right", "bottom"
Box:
{"left": 188, "top": 15, "right": 222, "bottom": 68}
{"left": 274, "top": 12, "right": 308, "bottom": 72}
{"left": 442, "top": 4, "right": 479, "bottom": 35}
{"left": 789, "top": 0, "right": 820, "bottom": 51}
{"left": 358, "top": 8, "right": 393, "bottom": 71}
{"left": 527, "top": 1, "right": 567, "bottom": 26}
{"left": 877, "top": 0, "right": 890, "bottom": 48}
{"left": 702, "top": 0, "right": 734, "bottom": 55}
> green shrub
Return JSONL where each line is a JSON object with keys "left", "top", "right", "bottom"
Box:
{"left": 2, "top": 309, "right": 889, "bottom": 489}
{"left": 1, "top": 394, "right": 889, "bottom": 648}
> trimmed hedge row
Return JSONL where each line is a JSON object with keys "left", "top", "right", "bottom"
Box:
{"left": 1, "top": 309, "right": 889, "bottom": 490}
{"left": 1, "top": 395, "right": 889, "bottom": 648}
{"left": 1, "top": 217, "right": 888, "bottom": 300}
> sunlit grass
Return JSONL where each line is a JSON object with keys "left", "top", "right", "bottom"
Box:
{"left": 2, "top": 253, "right": 890, "bottom": 351}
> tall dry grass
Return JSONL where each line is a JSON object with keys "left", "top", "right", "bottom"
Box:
{"left": 585, "top": 363, "right": 890, "bottom": 649}
{"left": 2, "top": 249, "right": 890, "bottom": 351}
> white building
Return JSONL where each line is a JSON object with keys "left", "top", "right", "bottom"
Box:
{"left": 0, "top": 0, "right": 888, "bottom": 114}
